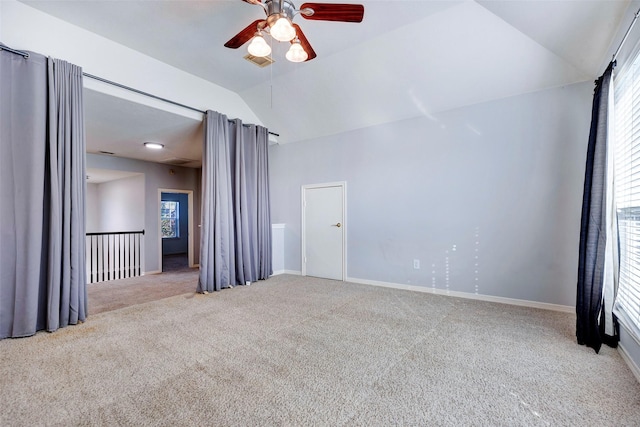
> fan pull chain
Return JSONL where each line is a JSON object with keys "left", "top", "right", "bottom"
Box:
{"left": 270, "top": 36, "right": 274, "bottom": 109}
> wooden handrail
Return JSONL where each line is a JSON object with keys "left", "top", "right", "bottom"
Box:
{"left": 86, "top": 230, "right": 144, "bottom": 236}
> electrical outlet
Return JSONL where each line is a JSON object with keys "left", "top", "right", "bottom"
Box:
{"left": 413, "top": 259, "right": 420, "bottom": 269}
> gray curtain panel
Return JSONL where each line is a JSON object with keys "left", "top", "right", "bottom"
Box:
{"left": 198, "top": 110, "right": 272, "bottom": 293}
{"left": 0, "top": 49, "right": 87, "bottom": 339}
{"left": 255, "top": 124, "right": 272, "bottom": 279}
{"left": 46, "top": 58, "right": 87, "bottom": 330}
{"left": 577, "top": 61, "right": 616, "bottom": 352}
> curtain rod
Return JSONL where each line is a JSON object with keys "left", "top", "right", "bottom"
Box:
{"left": 0, "top": 45, "right": 29, "bottom": 58}
{"left": 613, "top": 7, "right": 640, "bottom": 62}
{"left": 84, "top": 72, "right": 204, "bottom": 114}
{"left": 83, "top": 73, "right": 280, "bottom": 137}
{"left": 0, "top": 45, "right": 279, "bottom": 137}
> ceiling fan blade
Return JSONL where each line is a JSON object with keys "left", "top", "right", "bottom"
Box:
{"left": 299, "top": 3, "right": 364, "bottom": 23}
{"left": 224, "top": 19, "right": 266, "bottom": 49}
{"left": 241, "top": 0, "right": 262, "bottom": 5}
{"left": 292, "top": 24, "right": 317, "bottom": 61}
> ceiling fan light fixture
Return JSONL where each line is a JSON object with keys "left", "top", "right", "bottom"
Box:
{"left": 286, "top": 39, "right": 308, "bottom": 63}
{"left": 270, "top": 16, "right": 296, "bottom": 42}
{"left": 225, "top": 1, "right": 364, "bottom": 63}
{"left": 247, "top": 32, "right": 271, "bottom": 57}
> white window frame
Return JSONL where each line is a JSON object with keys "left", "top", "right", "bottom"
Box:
{"left": 613, "top": 49, "right": 640, "bottom": 341}
{"left": 160, "top": 200, "right": 180, "bottom": 239}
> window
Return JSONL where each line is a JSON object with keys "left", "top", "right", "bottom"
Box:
{"left": 161, "top": 201, "right": 179, "bottom": 239}
{"left": 614, "top": 51, "right": 640, "bottom": 337}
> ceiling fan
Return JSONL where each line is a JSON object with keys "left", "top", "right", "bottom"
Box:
{"left": 224, "top": 0, "right": 364, "bottom": 63}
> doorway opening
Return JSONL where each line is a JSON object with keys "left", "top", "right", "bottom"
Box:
{"left": 159, "top": 189, "right": 195, "bottom": 272}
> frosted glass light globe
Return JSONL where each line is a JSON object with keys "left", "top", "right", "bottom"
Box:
{"left": 247, "top": 34, "right": 271, "bottom": 57}
{"left": 270, "top": 17, "right": 296, "bottom": 42}
{"left": 286, "top": 41, "right": 308, "bottom": 63}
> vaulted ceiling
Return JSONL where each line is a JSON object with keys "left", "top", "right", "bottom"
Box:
{"left": 20, "top": 0, "right": 631, "bottom": 163}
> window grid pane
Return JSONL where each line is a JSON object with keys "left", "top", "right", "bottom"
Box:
{"left": 160, "top": 201, "right": 179, "bottom": 238}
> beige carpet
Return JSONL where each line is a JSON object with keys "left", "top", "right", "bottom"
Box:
{"left": 88, "top": 268, "right": 199, "bottom": 315}
{"left": 2, "top": 274, "right": 639, "bottom": 426}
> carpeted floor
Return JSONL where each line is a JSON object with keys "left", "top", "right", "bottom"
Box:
{"left": 162, "top": 253, "right": 190, "bottom": 272}
{"left": 88, "top": 268, "right": 199, "bottom": 315}
{"left": 2, "top": 274, "right": 639, "bottom": 426}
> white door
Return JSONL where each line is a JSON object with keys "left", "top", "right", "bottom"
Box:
{"left": 303, "top": 183, "right": 345, "bottom": 280}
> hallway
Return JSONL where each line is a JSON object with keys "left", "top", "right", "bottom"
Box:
{"left": 162, "top": 253, "right": 190, "bottom": 272}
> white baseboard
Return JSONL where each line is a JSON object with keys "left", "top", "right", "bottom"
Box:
{"left": 619, "top": 342, "right": 640, "bottom": 383}
{"left": 285, "top": 270, "right": 302, "bottom": 275}
{"left": 271, "top": 269, "right": 302, "bottom": 276}
{"left": 345, "top": 276, "right": 574, "bottom": 313}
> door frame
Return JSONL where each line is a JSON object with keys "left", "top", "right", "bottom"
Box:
{"left": 158, "top": 189, "right": 195, "bottom": 270}
{"left": 301, "top": 181, "right": 347, "bottom": 280}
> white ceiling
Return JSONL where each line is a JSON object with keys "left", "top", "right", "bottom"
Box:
{"left": 84, "top": 88, "right": 203, "bottom": 167}
{"left": 21, "top": 0, "right": 631, "bottom": 164}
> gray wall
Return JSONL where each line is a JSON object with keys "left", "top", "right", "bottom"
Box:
{"left": 86, "top": 154, "right": 201, "bottom": 273}
{"left": 269, "top": 82, "right": 592, "bottom": 307}
{"left": 86, "top": 183, "right": 99, "bottom": 232}
{"left": 161, "top": 192, "right": 189, "bottom": 255}
{"left": 92, "top": 174, "right": 145, "bottom": 233}
{"left": 620, "top": 323, "right": 640, "bottom": 380}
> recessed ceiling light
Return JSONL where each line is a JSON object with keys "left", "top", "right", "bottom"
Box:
{"left": 144, "top": 142, "right": 164, "bottom": 150}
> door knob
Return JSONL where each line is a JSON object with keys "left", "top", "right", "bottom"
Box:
{"left": 334, "top": 223, "right": 341, "bottom": 228}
